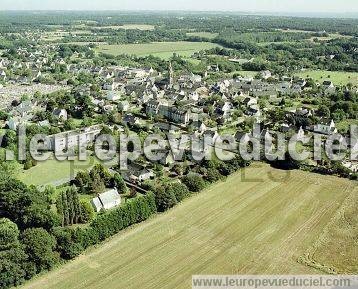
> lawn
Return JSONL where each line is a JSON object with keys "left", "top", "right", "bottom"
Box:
{"left": 295, "top": 70, "right": 358, "bottom": 86}
{"left": 17, "top": 154, "right": 118, "bottom": 187}
{"left": 337, "top": 119, "right": 358, "bottom": 133}
{"left": 95, "top": 41, "right": 221, "bottom": 60}
{"left": 21, "top": 163, "right": 357, "bottom": 289}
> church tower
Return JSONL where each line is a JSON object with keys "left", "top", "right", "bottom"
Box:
{"left": 169, "top": 61, "right": 174, "bottom": 85}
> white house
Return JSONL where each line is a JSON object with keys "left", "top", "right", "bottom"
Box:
{"left": 221, "top": 102, "right": 233, "bottom": 119}
{"left": 243, "top": 97, "right": 258, "bottom": 107}
{"left": 106, "top": 91, "right": 121, "bottom": 102}
{"left": 188, "top": 91, "right": 199, "bottom": 102}
{"left": 91, "top": 188, "right": 121, "bottom": 212}
{"left": 297, "top": 126, "right": 305, "bottom": 141}
{"left": 50, "top": 125, "right": 102, "bottom": 152}
{"left": 118, "top": 100, "right": 130, "bottom": 112}
{"left": 123, "top": 163, "right": 155, "bottom": 183}
{"left": 127, "top": 68, "right": 151, "bottom": 78}
{"left": 322, "top": 80, "right": 335, "bottom": 94}
{"left": 342, "top": 161, "right": 358, "bottom": 173}
{"left": 7, "top": 117, "right": 23, "bottom": 131}
{"left": 313, "top": 120, "right": 337, "bottom": 135}
{"left": 192, "top": 120, "right": 207, "bottom": 134}
{"left": 260, "top": 70, "right": 272, "bottom": 80}
{"left": 322, "top": 80, "right": 334, "bottom": 89}
{"left": 0, "top": 69, "right": 6, "bottom": 81}
{"left": 53, "top": 108, "right": 68, "bottom": 122}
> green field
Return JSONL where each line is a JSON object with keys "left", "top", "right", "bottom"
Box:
{"left": 336, "top": 119, "right": 358, "bottom": 133}
{"left": 295, "top": 70, "right": 358, "bottom": 86}
{"left": 95, "top": 41, "right": 221, "bottom": 60}
{"left": 186, "top": 32, "right": 219, "bottom": 39}
{"left": 22, "top": 163, "right": 357, "bottom": 289}
{"left": 234, "top": 70, "right": 258, "bottom": 78}
{"left": 299, "top": 191, "right": 358, "bottom": 274}
{"left": 94, "top": 24, "right": 155, "bottom": 30}
{"left": 17, "top": 155, "right": 117, "bottom": 187}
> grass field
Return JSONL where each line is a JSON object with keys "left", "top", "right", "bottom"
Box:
{"left": 22, "top": 163, "right": 357, "bottom": 289}
{"left": 336, "top": 119, "right": 358, "bottom": 133}
{"left": 295, "top": 70, "right": 358, "bottom": 86}
{"left": 234, "top": 70, "right": 258, "bottom": 78}
{"left": 17, "top": 156, "right": 99, "bottom": 186}
{"left": 94, "top": 24, "right": 155, "bottom": 30}
{"left": 186, "top": 32, "right": 219, "bottom": 39}
{"left": 307, "top": 33, "right": 352, "bottom": 42}
{"left": 95, "top": 41, "right": 221, "bottom": 60}
{"left": 42, "top": 30, "right": 92, "bottom": 41}
{"left": 299, "top": 191, "right": 358, "bottom": 274}
{"left": 17, "top": 154, "right": 117, "bottom": 187}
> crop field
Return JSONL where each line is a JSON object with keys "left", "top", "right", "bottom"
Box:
{"left": 22, "top": 163, "right": 357, "bottom": 289}
{"left": 295, "top": 70, "right": 358, "bottom": 86}
{"left": 299, "top": 191, "right": 358, "bottom": 274}
{"left": 95, "top": 41, "right": 221, "bottom": 59}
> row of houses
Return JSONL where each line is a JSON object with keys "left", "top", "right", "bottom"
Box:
{"left": 49, "top": 125, "right": 103, "bottom": 152}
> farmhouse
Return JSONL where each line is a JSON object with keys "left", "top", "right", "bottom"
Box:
{"left": 91, "top": 188, "right": 121, "bottom": 212}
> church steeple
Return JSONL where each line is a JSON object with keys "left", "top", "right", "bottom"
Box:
{"left": 169, "top": 61, "right": 174, "bottom": 85}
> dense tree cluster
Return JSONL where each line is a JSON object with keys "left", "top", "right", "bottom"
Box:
{"left": 0, "top": 167, "right": 156, "bottom": 289}
{"left": 73, "top": 164, "right": 128, "bottom": 195}
{"left": 53, "top": 193, "right": 157, "bottom": 259}
{"left": 56, "top": 186, "right": 93, "bottom": 227}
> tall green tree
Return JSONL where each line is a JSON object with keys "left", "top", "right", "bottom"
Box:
{"left": 21, "top": 228, "right": 58, "bottom": 273}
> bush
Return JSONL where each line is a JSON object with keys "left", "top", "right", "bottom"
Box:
{"left": 166, "top": 182, "right": 190, "bottom": 202}
{"left": 79, "top": 200, "right": 95, "bottom": 223}
{"left": 113, "top": 173, "right": 128, "bottom": 194}
{"left": 206, "top": 168, "right": 223, "bottom": 183}
{"left": 155, "top": 186, "right": 177, "bottom": 212}
{"left": 218, "top": 162, "right": 233, "bottom": 176}
{"left": 0, "top": 218, "right": 20, "bottom": 250}
{"left": 182, "top": 174, "right": 206, "bottom": 192}
{"left": 21, "top": 228, "right": 58, "bottom": 273}
{"left": 0, "top": 246, "right": 29, "bottom": 289}
{"left": 89, "top": 193, "right": 157, "bottom": 242}
{"left": 52, "top": 227, "right": 85, "bottom": 260}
